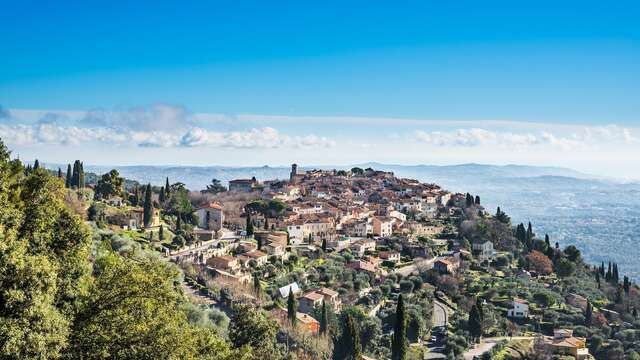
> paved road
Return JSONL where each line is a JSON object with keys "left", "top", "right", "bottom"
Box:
{"left": 394, "top": 257, "right": 439, "bottom": 276}
{"left": 433, "top": 300, "right": 449, "bottom": 327}
{"left": 425, "top": 300, "right": 451, "bottom": 359}
{"left": 463, "top": 337, "right": 535, "bottom": 360}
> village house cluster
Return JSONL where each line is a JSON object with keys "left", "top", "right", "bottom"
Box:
{"left": 169, "top": 165, "right": 484, "bottom": 330}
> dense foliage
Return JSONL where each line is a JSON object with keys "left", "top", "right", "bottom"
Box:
{"left": 0, "top": 140, "right": 243, "bottom": 360}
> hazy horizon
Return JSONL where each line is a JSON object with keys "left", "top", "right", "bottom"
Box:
{"left": 2, "top": 1, "right": 639, "bottom": 179}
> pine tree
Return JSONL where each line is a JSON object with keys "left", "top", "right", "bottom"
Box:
{"left": 65, "top": 164, "right": 72, "bottom": 188}
{"left": 320, "top": 301, "right": 328, "bottom": 335}
{"left": 392, "top": 294, "right": 408, "bottom": 360}
{"left": 287, "top": 287, "right": 297, "bottom": 327}
{"left": 143, "top": 184, "right": 152, "bottom": 228}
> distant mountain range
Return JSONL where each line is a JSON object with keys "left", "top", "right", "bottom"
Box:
{"left": 41, "top": 161, "right": 640, "bottom": 280}
{"left": 64, "top": 162, "right": 599, "bottom": 191}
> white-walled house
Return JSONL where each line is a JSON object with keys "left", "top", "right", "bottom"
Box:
{"left": 472, "top": 240, "right": 495, "bottom": 261}
{"left": 507, "top": 299, "right": 530, "bottom": 318}
{"left": 372, "top": 217, "right": 393, "bottom": 237}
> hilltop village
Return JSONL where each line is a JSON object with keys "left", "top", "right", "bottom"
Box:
{"left": 7, "top": 150, "right": 640, "bottom": 360}
{"left": 75, "top": 162, "right": 638, "bottom": 360}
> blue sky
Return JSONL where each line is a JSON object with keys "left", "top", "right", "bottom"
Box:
{"left": 1, "top": 1, "right": 639, "bottom": 177}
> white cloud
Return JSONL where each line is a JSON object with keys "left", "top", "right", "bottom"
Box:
{"left": 0, "top": 104, "right": 336, "bottom": 150}
{"left": 179, "top": 127, "right": 335, "bottom": 149}
{"left": 0, "top": 122, "right": 334, "bottom": 150}
{"left": 414, "top": 125, "right": 637, "bottom": 150}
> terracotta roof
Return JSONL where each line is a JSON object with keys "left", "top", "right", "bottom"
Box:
{"left": 246, "top": 250, "right": 267, "bottom": 258}
{"left": 197, "top": 202, "right": 223, "bottom": 210}
{"left": 296, "top": 312, "right": 319, "bottom": 324}
{"left": 318, "top": 287, "right": 338, "bottom": 297}
{"left": 302, "top": 291, "right": 324, "bottom": 301}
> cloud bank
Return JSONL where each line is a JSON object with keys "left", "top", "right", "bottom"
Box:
{"left": 0, "top": 104, "right": 336, "bottom": 150}
{"left": 414, "top": 125, "right": 636, "bottom": 151}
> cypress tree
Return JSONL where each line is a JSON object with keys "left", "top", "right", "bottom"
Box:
{"left": 287, "top": 287, "right": 297, "bottom": 327}
{"left": 78, "top": 161, "right": 85, "bottom": 188}
{"left": 159, "top": 187, "right": 165, "bottom": 203}
{"left": 596, "top": 271, "right": 601, "bottom": 289}
{"left": 253, "top": 273, "right": 262, "bottom": 299}
{"left": 143, "top": 184, "right": 152, "bottom": 228}
{"left": 616, "top": 285, "right": 624, "bottom": 304}
{"left": 392, "top": 294, "right": 408, "bottom": 360}
{"left": 476, "top": 297, "right": 484, "bottom": 323}
{"left": 264, "top": 216, "right": 269, "bottom": 230}
{"left": 469, "top": 304, "right": 483, "bottom": 341}
{"left": 57, "top": 167, "right": 62, "bottom": 178}
{"left": 474, "top": 195, "right": 480, "bottom": 205}
{"left": 334, "top": 315, "right": 361, "bottom": 360}
{"left": 65, "top": 164, "right": 72, "bottom": 188}
{"left": 246, "top": 212, "right": 254, "bottom": 236}
{"left": 71, "top": 161, "right": 79, "bottom": 187}
{"left": 585, "top": 300, "right": 593, "bottom": 325}
{"left": 606, "top": 262, "right": 612, "bottom": 282}
{"left": 613, "top": 263, "right": 619, "bottom": 283}
{"left": 624, "top": 276, "right": 630, "bottom": 294}
{"left": 322, "top": 237, "right": 327, "bottom": 252}
{"left": 176, "top": 214, "right": 182, "bottom": 232}
{"left": 320, "top": 301, "right": 328, "bottom": 335}
{"left": 33, "top": 159, "right": 40, "bottom": 170}
{"left": 165, "top": 177, "right": 171, "bottom": 197}
{"left": 159, "top": 224, "right": 164, "bottom": 241}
